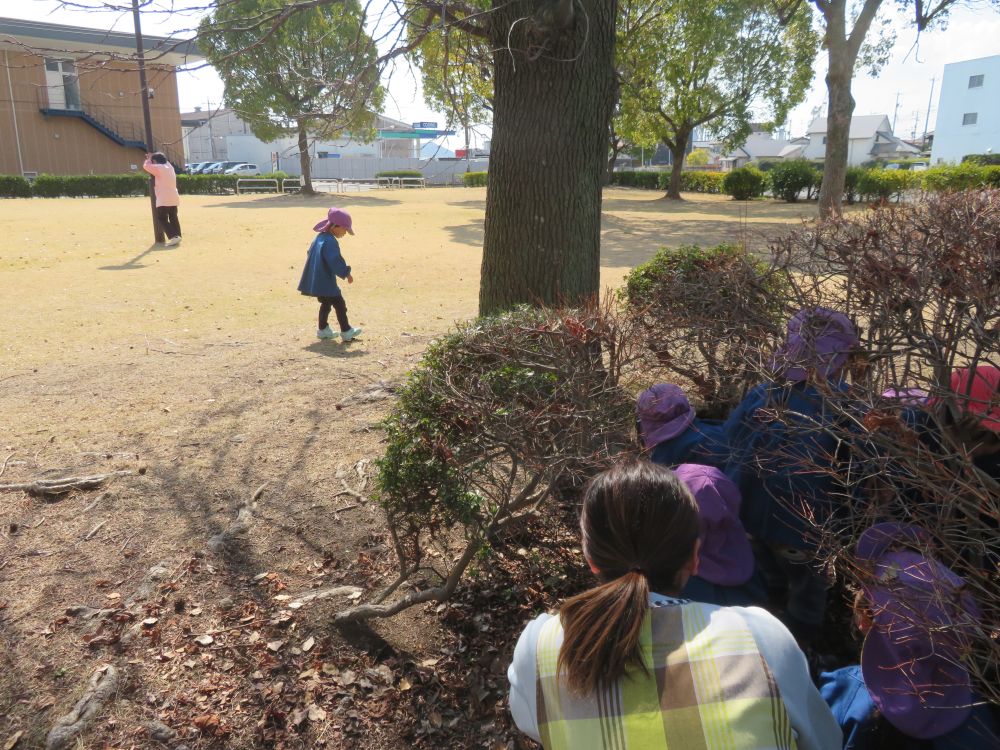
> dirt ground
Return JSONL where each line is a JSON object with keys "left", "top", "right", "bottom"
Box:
{"left": 0, "top": 187, "right": 815, "bottom": 749}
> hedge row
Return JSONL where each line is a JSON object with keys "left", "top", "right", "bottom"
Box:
{"left": 612, "top": 161, "right": 1000, "bottom": 202}
{"left": 462, "top": 171, "right": 488, "bottom": 187}
{"left": 376, "top": 170, "right": 422, "bottom": 178}
{"left": 0, "top": 172, "right": 295, "bottom": 198}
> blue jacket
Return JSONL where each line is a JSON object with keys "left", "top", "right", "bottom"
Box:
{"left": 298, "top": 233, "right": 351, "bottom": 298}
{"left": 679, "top": 571, "right": 766, "bottom": 608}
{"left": 820, "top": 666, "right": 1000, "bottom": 750}
{"left": 723, "top": 381, "right": 850, "bottom": 549}
{"left": 649, "top": 419, "right": 728, "bottom": 469}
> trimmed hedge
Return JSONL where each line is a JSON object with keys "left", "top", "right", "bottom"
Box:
{"left": 32, "top": 173, "right": 148, "bottom": 198}
{"left": 855, "top": 168, "right": 916, "bottom": 202}
{"left": 723, "top": 166, "right": 766, "bottom": 200}
{"left": 767, "top": 159, "right": 819, "bottom": 202}
{"left": 609, "top": 170, "right": 726, "bottom": 194}
{"left": 961, "top": 153, "right": 1000, "bottom": 166}
{"left": 0, "top": 175, "right": 32, "bottom": 198}
{"left": 680, "top": 171, "right": 726, "bottom": 194}
{"left": 920, "top": 163, "right": 1000, "bottom": 192}
{"left": 176, "top": 174, "right": 240, "bottom": 195}
{"left": 376, "top": 170, "right": 422, "bottom": 178}
{"left": 462, "top": 171, "right": 488, "bottom": 187}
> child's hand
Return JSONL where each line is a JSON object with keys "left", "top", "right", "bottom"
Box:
{"left": 347, "top": 274, "right": 354, "bottom": 284}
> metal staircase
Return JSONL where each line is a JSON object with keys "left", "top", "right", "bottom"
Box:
{"left": 38, "top": 90, "right": 186, "bottom": 169}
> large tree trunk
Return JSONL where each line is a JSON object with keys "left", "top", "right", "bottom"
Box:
{"left": 817, "top": 51, "right": 854, "bottom": 218}
{"left": 816, "top": 0, "right": 883, "bottom": 219}
{"left": 479, "top": 0, "right": 617, "bottom": 315}
{"left": 664, "top": 132, "right": 690, "bottom": 200}
{"left": 297, "top": 120, "right": 314, "bottom": 195}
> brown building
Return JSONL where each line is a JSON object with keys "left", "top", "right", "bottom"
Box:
{"left": 0, "top": 16, "right": 202, "bottom": 176}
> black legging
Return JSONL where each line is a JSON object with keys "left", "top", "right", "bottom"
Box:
{"left": 318, "top": 295, "right": 350, "bottom": 332}
{"left": 156, "top": 206, "right": 181, "bottom": 239}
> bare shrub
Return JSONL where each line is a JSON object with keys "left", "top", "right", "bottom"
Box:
{"left": 335, "top": 300, "right": 641, "bottom": 623}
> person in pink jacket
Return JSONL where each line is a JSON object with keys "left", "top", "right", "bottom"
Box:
{"left": 143, "top": 152, "right": 181, "bottom": 246}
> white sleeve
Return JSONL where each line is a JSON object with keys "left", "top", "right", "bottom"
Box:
{"left": 738, "top": 606, "right": 842, "bottom": 750}
{"left": 507, "top": 612, "right": 553, "bottom": 743}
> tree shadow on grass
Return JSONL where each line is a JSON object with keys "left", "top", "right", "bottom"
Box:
{"left": 599, "top": 208, "right": 810, "bottom": 270}
{"left": 206, "top": 193, "right": 403, "bottom": 210}
{"left": 98, "top": 243, "right": 166, "bottom": 271}
{"left": 443, "top": 220, "right": 484, "bottom": 248}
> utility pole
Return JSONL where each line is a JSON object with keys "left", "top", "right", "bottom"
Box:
{"left": 892, "top": 91, "right": 901, "bottom": 133}
{"left": 464, "top": 121, "right": 471, "bottom": 172}
{"left": 922, "top": 76, "right": 936, "bottom": 151}
{"left": 132, "top": 0, "right": 164, "bottom": 244}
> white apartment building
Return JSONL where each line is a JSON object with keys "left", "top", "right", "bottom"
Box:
{"left": 931, "top": 54, "right": 1000, "bottom": 164}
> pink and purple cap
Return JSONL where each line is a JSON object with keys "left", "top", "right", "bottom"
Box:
{"left": 771, "top": 307, "right": 859, "bottom": 382}
{"left": 672, "top": 464, "right": 753, "bottom": 587}
{"left": 313, "top": 207, "right": 355, "bottom": 234}
{"left": 856, "top": 522, "right": 979, "bottom": 740}
{"left": 636, "top": 384, "right": 695, "bottom": 450}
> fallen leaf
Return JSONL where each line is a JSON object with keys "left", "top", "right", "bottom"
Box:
{"left": 194, "top": 635, "right": 214, "bottom": 647}
{"left": 420, "top": 658, "right": 439, "bottom": 667}
{"left": 142, "top": 618, "right": 159, "bottom": 628}
{"left": 3, "top": 731, "right": 24, "bottom": 750}
{"left": 266, "top": 640, "right": 285, "bottom": 652}
{"left": 302, "top": 636, "right": 315, "bottom": 652}
{"left": 274, "top": 594, "right": 290, "bottom": 602}
{"left": 307, "top": 705, "right": 327, "bottom": 722}
{"left": 429, "top": 710, "right": 443, "bottom": 728}
{"left": 192, "top": 713, "right": 220, "bottom": 734}
{"left": 399, "top": 677, "right": 412, "bottom": 691}
{"left": 189, "top": 607, "right": 202, "bottom": 616}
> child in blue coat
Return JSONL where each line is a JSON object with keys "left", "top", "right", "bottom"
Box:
{"left": 723, "top": 307, "right": 860, "bottom": 641}
{"left": 298, "top": 207, "right": 363, "bottom": 341}
{"left": 819, "top": 522, "right": 999, "bottom": 750}
{"left": 637, "top": 383, "right": 728, "bottom": 469}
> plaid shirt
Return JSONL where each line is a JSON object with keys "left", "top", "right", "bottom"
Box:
{"left": 535, "top": 599, "right": 796, "bottom": 750}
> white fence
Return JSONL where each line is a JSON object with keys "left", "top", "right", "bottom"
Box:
{"left": 278, "top": 157, "right": 488, "bottom": 185}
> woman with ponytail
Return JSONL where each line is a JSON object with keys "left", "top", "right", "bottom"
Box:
{"left": 508, "top": 460, "right": 840, "bottom": 750}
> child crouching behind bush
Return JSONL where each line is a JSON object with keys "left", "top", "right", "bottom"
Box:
{"left": 723, "top": 307, "right": 860, "bottom": 642}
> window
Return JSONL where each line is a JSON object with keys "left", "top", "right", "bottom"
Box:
{"left": 822, "top": 136, "right": 827, "bottom": 144}
{"left": 969, "top": 74, "right": 985, "bottom": 88}
{"left": 963, "top": 112, "right": 978, "bottom": 126}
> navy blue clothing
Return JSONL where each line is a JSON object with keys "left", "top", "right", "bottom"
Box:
{"left": 820, "top": 666, "right": 1000, "bottom": 750}
{"left": 680, "top": 571, "right": 766, "bottom": 608}
{"left": 298, "top": 233, "right": 351, "bottom": 298}
{"left": 723, "top": 381, "right": 850, "bottom": 550}
{"left": 649, "top": 419, "right": 728, "bottom": 469}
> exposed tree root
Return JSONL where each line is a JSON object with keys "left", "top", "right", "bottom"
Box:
{"left": 44, "top": 664, "right": 119, "bottom": 750}
{"left": 0, "top": 471, "right": 132, "bottom": 498}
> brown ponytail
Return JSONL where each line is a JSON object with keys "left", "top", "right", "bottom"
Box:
{"left": 557, "top": 460, "right": 699, "bottom": 695}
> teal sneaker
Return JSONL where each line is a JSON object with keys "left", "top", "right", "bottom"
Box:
{"left": 316, "top": 326, "right": 338, "bottom": 340}
{"left": 341, "top": 327, "right": 363, "bottom": 342}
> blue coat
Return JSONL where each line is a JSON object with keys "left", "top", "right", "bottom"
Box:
{"left": 723, "top": 381, "right": 851, "bottom": 549}
{"left": 298, "top": 233, "right": 351, "bottom": 298}
{"left": 649, "top": 419, "right": 728, "bottom": 469}
{"left": 820, "top": 666, "right": 1000, "bottom": 750}
{"left": 680, "top": 572, "right": 766, "bottom": 608}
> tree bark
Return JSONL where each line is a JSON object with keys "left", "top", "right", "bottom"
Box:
{"left": 665, "top": 131, "right": 690, "bottom": 200}
{"left": 297, "top": 119, "right": 314, "bottom": 195}
{"left": 815, "top": 0, "right": 883, "bottom": 219}
{"left": 479, "top": 0, "right": 618, "bottom": 315}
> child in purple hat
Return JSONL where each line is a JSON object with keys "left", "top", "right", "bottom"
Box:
{"left": 819, "top": 522, "right": 999, "bottom": 749}
{"left": 637, "top": 383, "right": 728, "bottom": 469}
{"left": 672, "top": 464, "right": 765, "bottom": 608}
{"left": 723, "top": 307, "right": 860, "bottom": 641}
{"left": 298, "top": 207, "right": 363, "bottom": 342}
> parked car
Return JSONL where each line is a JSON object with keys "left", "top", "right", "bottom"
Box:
{"left": 186, "top": 162, "right": 211, "bottom": 174}
{"left": 225, "top": 163, "right": 262, "bottom": 176}
{"left": 207, "top": 161, "right": 242, "bottom": 174}
{"left": 192, "top": 162, "right": 222, "bottom": 174}
{"left": 911, "top": 162, "right": 929, "bottom": 172}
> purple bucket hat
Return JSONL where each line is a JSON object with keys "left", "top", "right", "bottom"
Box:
{"left": 637, "top": 384, "right": 695, "bottom": 450}
{"left": 859, "top": 549, "right": 979, "bottom": 740}
{"left": 673, "top": 464, "right": 754, "bottom": 587}
{"left": 881, "top": 388, "right": 929, "bottom": 405}
{"left": 772, "top": 307, "right": 859, "bottom": 382}
{"left": 856, "top": 522, "right": 932, "bottom": 563}
{"left": 313, "top": 207, "right": 354, "bottom": 234}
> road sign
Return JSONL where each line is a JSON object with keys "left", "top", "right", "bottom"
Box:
{"left": 412, "top": 121, "right": 438, "bottom": 129}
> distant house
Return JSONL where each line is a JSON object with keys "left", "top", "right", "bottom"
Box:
{"left": 931, "top": 54, "right": 1000, "bottom": 164}
{"left": 0, "top": 16, "right": 201, "bottom": 175}
{"left": 802, "top": 115, "right": 920, "bottom": 165}
{"left": 722, "top": 132, "right": 808, "bottom": 169}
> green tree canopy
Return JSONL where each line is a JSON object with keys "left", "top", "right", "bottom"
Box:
{"left": 199, "top": 0, "right": 385, "bottom": 192}
{"left": 618, "top": 0, "right": 818, "bottom": 198}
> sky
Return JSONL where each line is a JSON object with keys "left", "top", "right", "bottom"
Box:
{"left": 5, "top": 0, "right": 1000, "bottom": 148}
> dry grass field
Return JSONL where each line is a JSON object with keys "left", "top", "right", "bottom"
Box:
{"left": 0, "top": 187, "right": 815, "bottom": 749}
